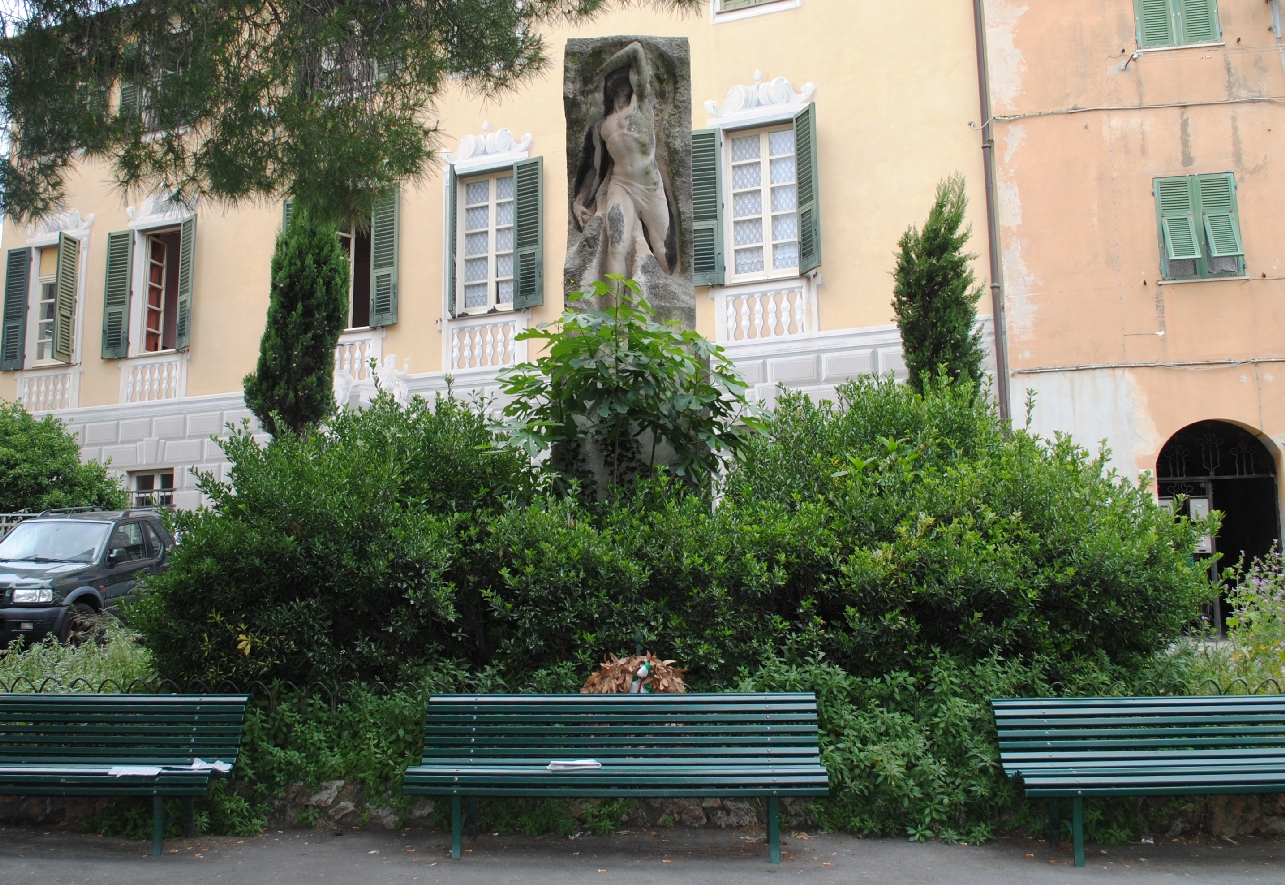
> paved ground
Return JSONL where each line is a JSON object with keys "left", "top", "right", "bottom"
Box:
{"left": 0, "top": 824, "right": 1282, "bottom": 884}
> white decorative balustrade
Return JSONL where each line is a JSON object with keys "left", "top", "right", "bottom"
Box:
{"left": 20, "top": 370, "right": 73, "bottom": 411}
{"left": 122, "top": 354, "right": 183, "bottom": 403}
{"left": 449, "top": 316, "right": 522, "bottom": 372}
{"left": 335, "top": 334, "right": 378, "bottom": 382}
{"left": 719, "top": 285, "right": 810, "bottom": 343}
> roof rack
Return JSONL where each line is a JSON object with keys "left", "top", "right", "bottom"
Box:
{"left": 36, "top": 506, "right": 105, "bottom": 517}
{"left": 122, "top": 506, "right": 167, "bottom": 517}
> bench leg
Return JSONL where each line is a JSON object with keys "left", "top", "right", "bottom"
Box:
{"left": 467, "top": 796, "right": 478, "bottom": 840}
{"left": 451, "top": 796, "right": 462, "bottom": 860}
{"left": 1072, "top": 796, "right": 1084, "bottom": 867}
{"left": 184, "top": 797, "right": 195, "bottom": 838}
{"left": 152, "top": 795, "right": 164, "bottom": 856}
{"left": 1049, "top": 797, "right": 1060, "bottom": 846}
{"left": 767, "top": 797, "right": 780, "bottom": 864}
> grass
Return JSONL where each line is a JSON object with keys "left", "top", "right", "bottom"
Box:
{"left": 0, "top": 617, "right": 155, "bottom": 689}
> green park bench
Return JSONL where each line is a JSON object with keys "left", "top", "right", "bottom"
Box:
{"left": 0, "top": 693, "right": 250, "bottom": 856}
{"left": 992, "top": 695, "right": 1285, "bottom": 866}
{"left": 403, "top": 692, "right": 830, "bottom": 863}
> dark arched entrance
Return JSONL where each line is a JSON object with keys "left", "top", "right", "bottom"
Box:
{"left": 1156, "top": 420, "right": 1280, "bottom": 633}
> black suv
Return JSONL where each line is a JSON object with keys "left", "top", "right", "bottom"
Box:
{"left": 0, "top": 508, "right": 173, "bottom": 646}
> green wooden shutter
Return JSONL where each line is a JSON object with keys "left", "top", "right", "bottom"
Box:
{"left": 446, "top": 166, "right": 458, "bottom": 317}
{"left": 512, "top": 157, "right": 544, "bottom": 309}
{"left": 369, "top": 186, "right": 399, "bottom": 326}
{"left": 1, "top": 248, "right": 30, "bottom": 371}
{"left": 1135, "top": 0, "right": 1176, "bottom": 47}
{"left": 794, "top": 104, "right": 822, "bottom": 274}
{"left": 1180, "top": 0, "right": 1219, "bottom": 44}
{"left": 1156, "top": 176, "right": 1201, "bottom": 261}
{"left": 282, "top": 199, "right": 294, "bottom": 232}
{"left": 174, "top": 215, "right": 196, "bottom": 351}
{"left": 1196, "top": 172, "right": 1243, "bottom": 257}
{"left": 52, "top": 233, "right": 79, "bottom": 364}
{"left": 118, "top": 81, "right": 140, "bottom": 119}
{"left": 101, "top": 230, "right": 133, "bottom": 359}
{"left": 691, "top": 128, "right": 724, "bottom": 287}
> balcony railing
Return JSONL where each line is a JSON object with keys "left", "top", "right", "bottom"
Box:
{"left": 121, "top": 353, "right": 184, "bottom": 403}
{"left": 19, "top": 369, "right": 73, "bottom": 411}
{"left": 448, "top": 315, "right": 523, "bottom": 372}
{"left": 716, "top": 284, "right": 810, "bottom": 344}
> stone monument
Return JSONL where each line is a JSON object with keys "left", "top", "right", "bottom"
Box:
{"left": 563, "top": 36, "right": 694, "bottom": 329}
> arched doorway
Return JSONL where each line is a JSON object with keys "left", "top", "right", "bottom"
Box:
{"left": 1156, "top": 420, "right": 1280, "bottom": 633}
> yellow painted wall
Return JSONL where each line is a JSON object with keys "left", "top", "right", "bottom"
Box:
{"left": 4, "top": 0, "right": 988, "bottom": 406}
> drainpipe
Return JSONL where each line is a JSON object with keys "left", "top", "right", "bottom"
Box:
{"left": 972, "top": 0, "right": 1011, "bottom": 424}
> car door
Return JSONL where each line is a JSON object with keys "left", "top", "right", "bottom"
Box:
{"left": 101, "top": 522, "right": 151, "bottom": 603}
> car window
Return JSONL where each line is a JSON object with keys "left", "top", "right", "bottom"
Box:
{"left": 107, "top": 522, "right": 147, "bottom": 562}
{"left": 142, "top": 523, "right": 165, "bottom": 557}
{"left": 0, "top": 521, "right": 111, "bottom": 563}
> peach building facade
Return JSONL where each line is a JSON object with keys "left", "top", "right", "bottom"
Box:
{"left": 986, "top": 0, "right": 1285, "bottom": 606}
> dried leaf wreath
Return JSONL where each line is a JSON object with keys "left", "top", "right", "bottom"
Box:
{"left": 581, "top": 653, "right": 687, "bottom": 694}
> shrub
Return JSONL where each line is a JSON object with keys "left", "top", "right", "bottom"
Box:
{"left": 891, "top": 174, "right": 986, "bottom": 392}
{"left": 498, "top": 277, "right": 757, "bottom": 495}
{"left": 128, "top": 392, "right": 532, "bottom": 684}
{"left": 132, "top": 375, "right": 1211, "bottom": 691}
{"left": 243, "top": 208, "right": 349, "bottom": 437}
{"left": 0, "top": 620, "right": 151, "bottom": 687}
{"left": 0, "top": 400, "right": 127, "bottom": 512}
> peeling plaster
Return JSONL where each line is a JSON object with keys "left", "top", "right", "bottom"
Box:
{"left": 997, "top": 125, "right": 1039, "bottom": 352}
{"left": 985, "top": 0, "right": 1029, "bottom": 112}
{"left": 1024, "top": 368, "right": 1160, "bottom": 480}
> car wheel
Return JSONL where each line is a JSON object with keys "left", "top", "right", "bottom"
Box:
{"left": 59, "top": 603, "right": 99, "bottom": 646}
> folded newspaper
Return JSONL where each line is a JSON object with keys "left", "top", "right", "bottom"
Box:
{"left": 546, "top": 759, "right": 602, "bottom": 771}
{"left": 106, "top": 759, "right": 231, "bottom": 777}
{"left": 108, "top": 766, "right": 162, "bottom": 777}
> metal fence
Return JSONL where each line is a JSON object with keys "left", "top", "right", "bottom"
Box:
{"left": 0, "top": 513, "right": 28, "bottom": 539}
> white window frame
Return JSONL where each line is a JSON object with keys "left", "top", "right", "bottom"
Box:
{"left": 22, "top": 219, "right": 92, "bottom": 371}
{"left": 130, "top": 469, "right": 175, "bottom": 508}
{"left": 711, "top": 0, "right": 800, "bottom": 24}
{"left": 723, "top": 123, "right": 802, "bottom": 286}
{"left": 29, "top": 258, "right": 58, "bottom": 367}
{"left": 337, "top": 224, "right": 373, "bottom": 331}
{"left": 454, "top": 168, "right": 518, "bottom": 317}
{"left": 128, "top": 225, "right": 183, "bottom": 357}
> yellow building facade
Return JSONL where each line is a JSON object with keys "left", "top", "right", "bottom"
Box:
{"left": 1, "top": 0, "right": 992, "bottom": 509}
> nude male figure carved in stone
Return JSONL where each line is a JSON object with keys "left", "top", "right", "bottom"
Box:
{"left": 572, "top": 41, "right": 673, "bottom": 276}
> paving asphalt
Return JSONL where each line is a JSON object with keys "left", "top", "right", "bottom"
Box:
{"left": 0, "top": 824, "right": 1282, "bottom": 884}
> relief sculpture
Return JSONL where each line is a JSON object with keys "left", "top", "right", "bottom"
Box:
{"left": 564, "top": 36, "right": 694, "bottom": 328}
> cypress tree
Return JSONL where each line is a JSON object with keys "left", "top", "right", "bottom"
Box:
{"left": 244, "top": 210, "right": 349, "bottom": 437}
{"left": 891, "top": 174, "right": 986, "bottom": 393}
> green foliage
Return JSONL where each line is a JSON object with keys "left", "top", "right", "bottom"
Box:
{"left": 743, "top": 651, "right": 1203, "bottom": 843}
{"left": 498, "top": 277, "right": 759, "bottom": 494}
{"left": 1184, "top": 546, "right": 1285, "bottom": 691}
{"left": 0, "top": 1, "right": 703, "bottom": 225}
{"left": 722, "top": 377, "right": 1213, "bottom": 674}
{"left": 892, "top": 174, "right": 986, "bottom": 392}
{"left": 127, "top": 392, "right": 532, "bottom": 684}
{"left": 244, "top": 209, "right": 349, "bottom": 437}
{"left": 133, "top": 374, "right": 1211, "bottom": 691}
{"left": 0, "top": 400, "right": 127, "bottom": 513}
{"left": 0, "top": 619, "right": 152, "bottom": 686}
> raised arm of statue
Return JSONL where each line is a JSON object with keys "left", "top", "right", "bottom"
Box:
{"left": 599, "top": 41, "right": 650, "bottom": 102}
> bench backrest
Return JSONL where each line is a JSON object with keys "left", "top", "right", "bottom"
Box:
{"left": 421, "top": 693, "right": 821, "bottom": 763}
{"left": 992, "top": 695, "right": 1285, "bottom": 757}
{"left": 0, "top": 694, "right": 250, "bottom": 766}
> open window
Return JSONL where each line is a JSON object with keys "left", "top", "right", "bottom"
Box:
{"left": 100, "top": 216, "right": 195, "bottom": 359}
